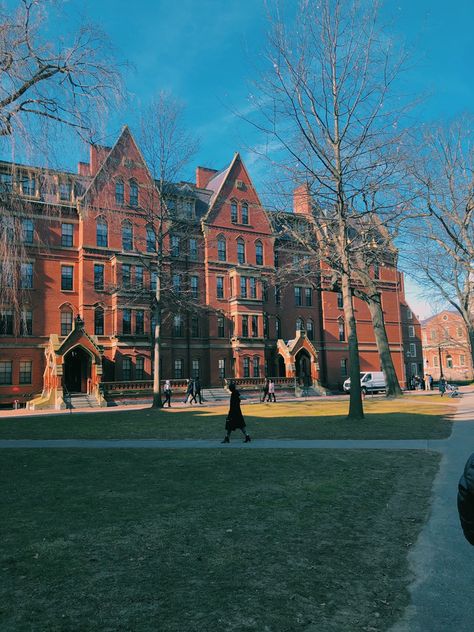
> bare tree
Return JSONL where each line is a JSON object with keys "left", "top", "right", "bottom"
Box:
{"left": 408, "top": 119, "right": 474, "bottom": 366}
{"left": 249, "top": 0, "right": 409, "bottom": 418}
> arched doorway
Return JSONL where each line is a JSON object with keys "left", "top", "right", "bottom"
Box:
{"left": 296, "top": 349, "right": 312, "bottom": 387}
{"left": 63, "top": 347, "right": 91, "bottom": 393}
{"left": 278, "top": 354, "right": 286, "bottom": 377}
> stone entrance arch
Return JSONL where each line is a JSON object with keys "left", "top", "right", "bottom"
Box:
{"left": 295, "top": 348, "right": 312, "bottom": 387}
{"left": 277, "top": 354, "right": 286, "bottom": 377}
{"left": 63, "top": 346, "right": 92, "bottom": 393}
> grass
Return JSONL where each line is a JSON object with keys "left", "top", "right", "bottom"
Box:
{"left": 0, "top": 448, "right": 440, "bottom": 632}
{"left": 0, "top": 396, "right": 455, "bottom": 440}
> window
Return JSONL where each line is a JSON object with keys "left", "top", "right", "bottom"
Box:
{"left": 242, "top": 315, "right": 249, "bottom": 337}
{"left": 218, "top": 237, "right": 227, "bottom": 262}
{"left": 151, "top": 271, "right": 157, "bottom": 292}
{"left": 94, "top": 264, "right": 104, "bottom": 291}
{"left": 189, "top": 238, "right": 198, "bottom": 261}
{"left": 253, "top": 356, "right": 260, "bottom": 377}
{"left": 122, "top": 221, "right": 133, "bottom": 251}
{"left": 217, "top": 316, "right": 225, "bottom": 337}
{"left": 21, "top": 310, "right": 32, "bottom": 335}
{"left": 19, "top": 360, "right": 32, "bottom": 384}
{"left": 373, "top": 263, "right": 380, "bottom": 279}
{"left": 135, "top": 266, "right": 143, "bottom": 288}
{"left": 94, "top": 307, "right": 104, "bottom": 335}
{"left": 231, "top": 202, "right": 238, "bottom": 223}
{"left": 252, "top": 315, "right": 258, "bottom": 337}
{"left": 443, "top": 328, "right": 449, "bottom": 340}
{"left": 146, "top": 225, "right": 156, "bottom": 252}
{"left": 135, "top": 356, "right": 144, "bottom": 380}
{"left": 122, "top": 264, "right": 131, "bottom": 289}
{"left": 295, "top": 287, "right": 302, "bottom": 306}
{"left": 263, "top": 314, "right": 269, "bottom": 338}
{"left": 337, "top": 292, "right": 343, "bottom": 309}
{"left": 461, "top": 355, "right": 466, "bottom": 366}
{"left": 407, "top": 308, "right": 412, "bottom": 319}
{"left": 274, "top": 250, "right": 279, "bottom": 268}
{"left": 167, "top": 198, "right": 176, "bottom": 214}
{"left": 0, "top": 360, "right": 12, "bottom": 385}
{"left": 307, "top": 319, "right": 314, "bottom": 340}
{"left": 305, "top": 287, "right": 312, "bottom": 306}
{"left": 262, "top": 281, "right": 268, "bottom": 302}
{"left": 135, "top": 310, "right": 144, "bottom": 335}
{"left": 59, "top": 181, "right": 71, "bottom": 201}
{"left": 97, "top": 218, "right": 108, "bottom": 247}
{"left": 255, "top": 241, "right": 263, "bottom": 265}
{"left": 129, "top": 180, "right": 139, "bottom": 206}
{"left": 217, "top": 276, "right": 224, "bottom": 299}
{"left": 446, "top": 355, "right": 453, "bottom": 369}
{"left": 275, "top": 286, "right": 281, "bottom": 305}
{"left": 409, "top": 343, "right": 416, "bottom": 357}
{"left": 241, "top": 203, "right": 249, "bottom": 225}
{"left": 434, "top": 356, "right": 439, "bottom": 367}
{"left": 237, "top": 239, "right": 245, "bottom": 264}
{"left": 122, "top": 357, "right": 132, "bottom": 380}
{"left": 430, "top": 329, "right": 437, "bottom": 341}
{"left": 115, "top": 180, "right": 124, "bottom": 204}
{"left": 22, "top": 219, "right": 34, "bottom": 244}
{"left": 0, "top": 172, "right": 13, "bottom": 192}
{"left": 171, "top": 235, "right": 180, "bottom": 257}
{"left": 20, "top": 263, "right": 33, "bottom": 289}
{"left": 231, "top": 317, "right": 235, "bottom": 337}
{"left": 192, "top": 359, "right": 200, "bottom": 379}
{"left": 410, "top": 362, "right": 417, "bottom": 376}
{"left": 191, "top": 276, "right": 198, "bottom": 299}
{"left": 173, "top": 314, "right": 183, "bottom": 337}
{"left": 249, "top": 277, "right": 257, "bottom": 299}
{"left": 122, "top": 309, "right": 132, "bottom": 334}
{"left": 60, "top": 308, "right": 73, "bottom": 336}
{"left": 296, "top": 317, "right": 304, "bottom": 332}
{"left": 218, "top": 358, "right": 226, "bottom": 379}
{"left": 408, "top": 325, "right": 415, "bottom": 338}
{"left": 240, "top": 277, "right": 247, "bottom": 298}
{"left": 338, "top": 320, "right": 346, "bottom": 342}
{"left": 173, "top": 274, "right": 181, "bottom": 293}
{"left": 61, "top": 223, "right": 73, "bottom": 247}
{"left": 243, "top": 357, "right": 250, "bottom": 377}
{"left": 174, "top": 358, "right": 183, "bottom": 379}
{"left": 0, "top": 310, "right": 13, "bottom": 335}
{"left": 457, "top": 327, "right": 463, "bottom": 338}
{"left": 61, "top": 265, "right": 73, "bottom": 291}
{"left": 276, "top": 317, "right": 281, "bottom": 339}
{"left": 340, "top": 359, "right": 348, "bottom": 377}
{"left": 192, "top": 315, "right": 200, "bottom": 338}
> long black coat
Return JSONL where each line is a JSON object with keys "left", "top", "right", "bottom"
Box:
{"left": 225, "top": 389, "right": 246, "bottom": 431}
{"left": 458, "top": 453, "right": 474, "bottom": 545}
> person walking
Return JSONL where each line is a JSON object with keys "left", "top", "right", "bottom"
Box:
{"left": 222, "top": 382, "right": 251, "bottom": 443}
{"left": 183, "top": 378, "right": 194, "bottom": 404}
{"left": 438, "top": 376, "right": 447, "bottom": 397}
{"left": 429, "top": 374, "right": 434, "bottom": 391}
{"left": 261, "top": 378, "right": 269, "bottom": 402}
{"left": 163, "top": 380, "right": 172, "bottom": 407}
{"left": 267, "top": 379, "right": 276, "bottom": 402}
{"left": 190, "top": 378, "right": 203, "bottom": 404}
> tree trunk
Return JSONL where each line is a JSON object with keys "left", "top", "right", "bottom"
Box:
{"left": 151, "top": 274, "right": 162, "bottom": 409}
{"left": 367, "top": 295, "right": 403, "bottom": 398}
{"left": 342, "top": 273, "right": 364, "bottom": 420}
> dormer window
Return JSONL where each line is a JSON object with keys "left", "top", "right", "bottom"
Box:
{"left": 0, "top": 172, "right": 13, "bottom": 193}
{"left": 59, "top": 181, "right": 71, "bottom": 202}
{"left": 129, "top": 180, "right": 138, "bottom": 206}
{"left": 115, "top": 180, "right": 124, "bottom": 205}
{"left": 184, "top": 200, "right": 194, "bottom": 219}
{"left": 21, "top": 174, "right": 36, "bottom": 196}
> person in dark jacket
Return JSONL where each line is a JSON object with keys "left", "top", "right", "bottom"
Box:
{"left": 261, "top": 379, "right": 269, "bottom": 402}
{"left": 163, "top": 380, "right": 172, "bottom": 407}
{"left": 222, "top": 382, "right": 251, "bottom": 443}
{"left": 439, "top": 377, "right": 447, "bottom": 397}
{"left": 183, "top": 379, "right": 194, "bottom": 404}
{"left": 458, "top": 453, "right": 474, "bottom": 545}
{"left": 190, "top": 378, "right": 203, "bottom": 404}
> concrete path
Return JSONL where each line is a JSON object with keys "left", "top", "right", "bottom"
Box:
{"left": 390, "top": 390, "right": 474, "bottom": 632}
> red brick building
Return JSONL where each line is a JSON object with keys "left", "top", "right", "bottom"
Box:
{"left": 0, "top": 128, "right": 421, "bottom": 408}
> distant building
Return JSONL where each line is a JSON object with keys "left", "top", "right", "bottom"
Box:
{"left": 421, "top": 310, "right": 474, "bottom": 382}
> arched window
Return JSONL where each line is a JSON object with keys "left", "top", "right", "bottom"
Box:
{"left": 96, "top": 217, "right": 108, "bottom": 247}
{"left": 94, "top": 307, "right": 104, "bottom": 335}
{"left": 218, "top": 236, "right": 227, "bottom": 262}
{"left": 122, "top": 221, "right": 133, "bottom": 251}
{"left": 237, "top": 238, "right": 245, "bottom": 264}
{"left": 241, "top": 203, "right": 249, "bottom": 225}
{"left": 174, "top": 358, "right": 184, "bottom": 379}
{"left": 243, "top": 356, "right": 250, "bottom": 377}
{"left": 263, "top": 314, "right": 269, "bottom": 338}
{"left": 338, "top": 319, "right": 346, "bottom": 342}
{"left": 255, "top": 240, "right": 263, "bottom": 265}
{"left": 306, "top": 319, "right": 314, "bottom": 340}
{"left": 115, "top": 179, "right": 124, "bottom": 205}
{"left": 173, "top": 314, "right": 183, "bottom": 337}
{"left": 135, "top": 356, "right": 144, "bottom": 379}
{"left": 253, "top": 356, "right": 260, "bottom": 377}
{"left": 146, "top": 225, "right": 156, "bottom": 252}
{"left": 276, "top": 316, "right": 281, "bottom": 339}
{"left": 60, "top": 306, "right": 73, "bottom": 336}
{"left": 446, "top": 355, "right": 453, "bottom": 369}
{"left": 296, "top": 317, "right": 304, "bottom": 332}
{"left": 231, "top": 201, "right": 238, "bottom": 223}
{"left": 129, "top": 180, "right": 139, "bottom": 206}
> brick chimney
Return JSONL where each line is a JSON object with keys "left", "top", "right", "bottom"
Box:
{"left": 196, "top": 166, "right": 218, "bottom": 189}
{"left": 293, "top": 183, "right": 312, "bottom": 215}
{"left": 77, "top": 161, "right": 90, "bottom": 176}
{"left": 90, "top": 145, "right": 111, "bottom": 176}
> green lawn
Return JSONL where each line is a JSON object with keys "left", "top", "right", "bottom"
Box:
{"left": 0, "top": 449, "right": 440, "bottom": 632}
{"left": 0, "top": 397, "right": 454, "bottom": 440}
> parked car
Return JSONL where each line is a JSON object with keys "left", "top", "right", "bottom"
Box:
{"left": 343, "top": 371, "right": 386, "bottom": 395}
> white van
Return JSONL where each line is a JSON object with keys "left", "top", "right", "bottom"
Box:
{"left": 343, "top": 371, "right": 386, "bottom": 394}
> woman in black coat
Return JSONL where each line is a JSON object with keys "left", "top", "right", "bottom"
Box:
{"left": 222, "top": 382, "right": 251, "bottom": 443}
{"left": 458, "top": 453, "right": 474, "bottom": 545}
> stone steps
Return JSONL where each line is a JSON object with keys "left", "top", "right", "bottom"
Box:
{"left": 69, "top": 394, "right": 99, "bottom": 409}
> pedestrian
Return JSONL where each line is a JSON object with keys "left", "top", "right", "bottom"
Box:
{"left": 222, "top": 382, "right": 251, "bottom": 444}
{"left": 183, "top": 378, "right": 194, "bottom": 404}
{"left": 424, "top": 374, "right": 431, "bottom": 391}
{"left": 163, "top": 380, "right": 172, "bottom": 407}
{"left": 457, "top": 453, "right": 474, "bottom": 545}
{"left": 438, "top": 376, "right": 447, "bottom": 397}
{"left": 191, "top": 377, "right": 203, "bottom": 404}
{"left": 267, "top": 379, "right": 276, "bottom": 402}
{"left": 429, "top": 374, "right": 434, "bottom": 391}
{"left": 261, "top": 378, "right": 269, "bottom": 402}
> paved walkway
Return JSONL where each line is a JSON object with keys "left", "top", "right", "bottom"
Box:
{"left": 390, "top": 390, "right": 474, "bottom": 632}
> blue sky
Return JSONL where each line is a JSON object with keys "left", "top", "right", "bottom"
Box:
{"left": 5, "top": 0, "right": 474, "bottom": 317}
